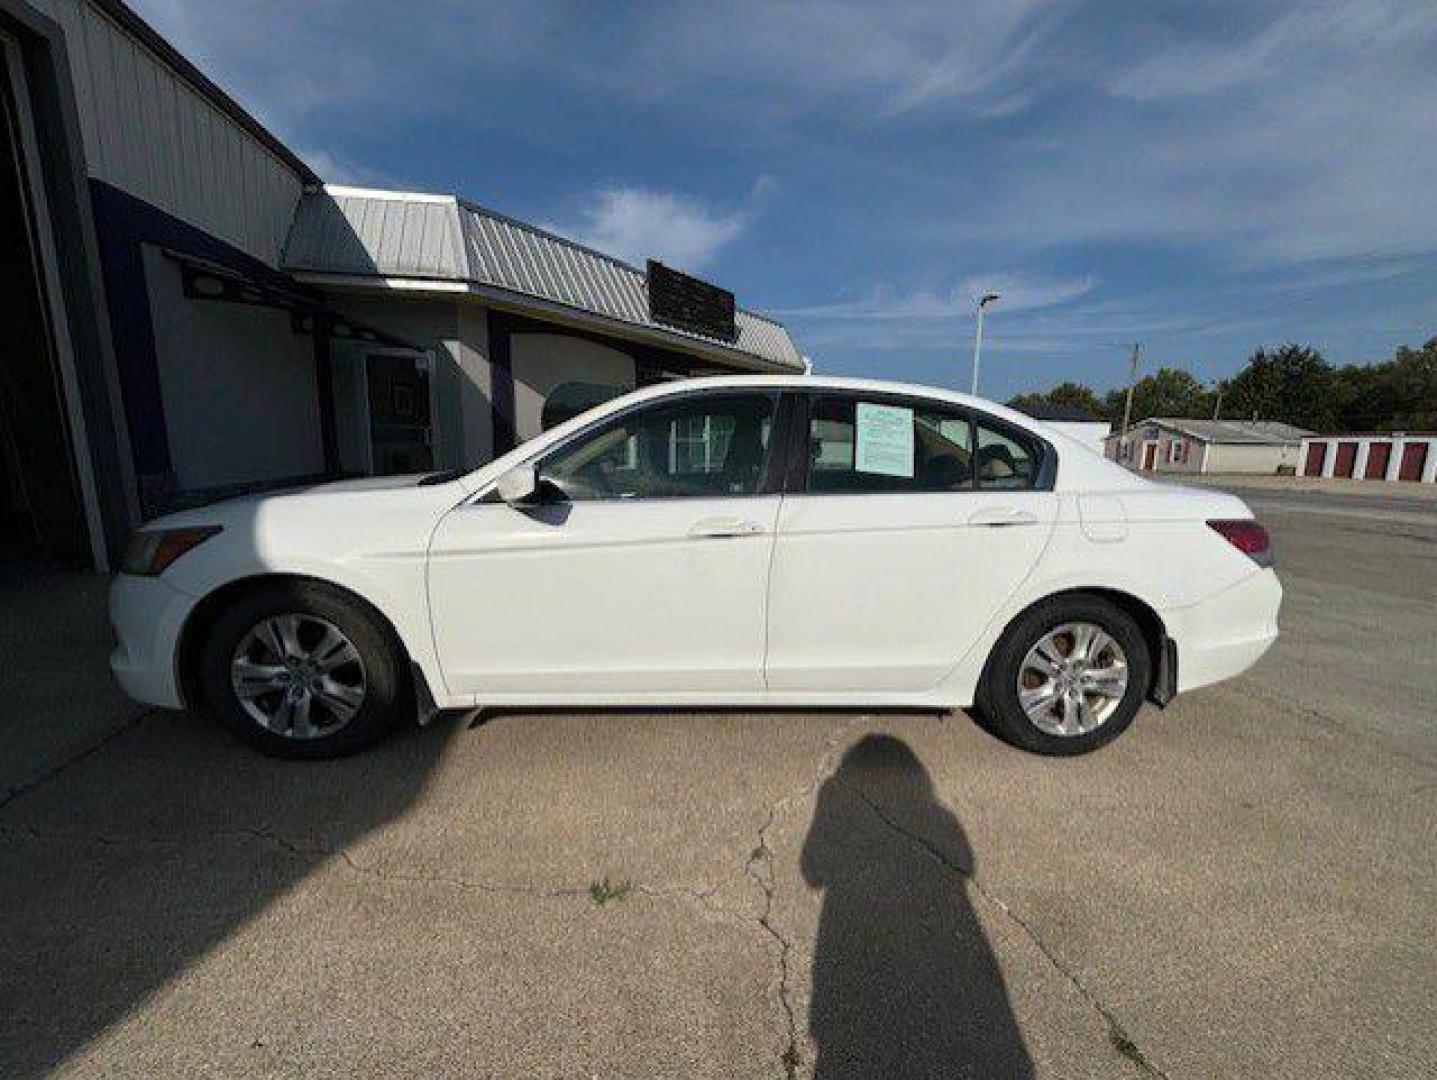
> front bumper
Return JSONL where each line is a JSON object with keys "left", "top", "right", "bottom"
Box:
{"left": 109, "top": 573, "right": 197, "bottom": 709}
{"left": 1169, "top": 568, "right": 1282, "bottom": 694}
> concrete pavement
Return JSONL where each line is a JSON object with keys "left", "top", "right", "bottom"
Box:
{"left": 2, "top": 485, "right": 1433, "bottom": 1078}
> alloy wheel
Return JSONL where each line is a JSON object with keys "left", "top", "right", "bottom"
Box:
{"left": 230, "top": 613, "right": 367, "bottom": 739}
{"left": 1016, "top": 621, "right": 1129, "bottom": 737}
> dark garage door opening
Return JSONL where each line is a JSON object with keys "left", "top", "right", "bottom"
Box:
{"left": 0, "top": 52, "right": 88, "bottom": 567}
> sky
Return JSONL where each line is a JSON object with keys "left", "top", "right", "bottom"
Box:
{"left": 132, "top": 0, "right": 1437, "bottom": 401}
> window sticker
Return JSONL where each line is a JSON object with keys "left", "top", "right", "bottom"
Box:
{"left": 854, "top": 402, "right": 914, "bottom": 478}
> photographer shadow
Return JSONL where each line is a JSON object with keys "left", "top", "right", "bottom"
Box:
{"left": 801, "top": 734, "right": 1033, "bottom": 1079}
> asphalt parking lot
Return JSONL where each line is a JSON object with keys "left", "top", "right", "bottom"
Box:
{"left": 2, "top": 480, "right": 1433, "bottom": 1079}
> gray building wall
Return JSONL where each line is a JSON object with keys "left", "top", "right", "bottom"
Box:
{"left": 143, "top": 245, "right": 322, "bottom": 489}
{"left": 455, "top": 302, "right": 493, "bottom": 464}
{"left": 30, "top": 0, "right": 304, "bottom": 265}
{"left": 1205, "top": 442, "right": 1299, "bottom": 474}
{"left": 510, "top": 331, "right": 636, "bottom": 445}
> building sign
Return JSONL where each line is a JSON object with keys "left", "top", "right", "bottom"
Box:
{"left": 647, "top": 260, "right": 737, "bottom": 343}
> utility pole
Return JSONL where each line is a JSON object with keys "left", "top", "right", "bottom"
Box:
{"left": 1119, "top": 342, "right": 1142, "bottom": 445}
{"left": 970, "top": 292, "right": 1001, "bottom": 396}
{"left": 1212, "top": 383, "right": 1224, "bottom": 422}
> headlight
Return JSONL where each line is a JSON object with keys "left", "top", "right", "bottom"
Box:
{"left": 120, "top": 526, "right": 223, "bottom": 576}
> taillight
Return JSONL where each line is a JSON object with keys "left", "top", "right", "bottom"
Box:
{"left": 1207, "top": 519, "right": 1272, "bottom": 567}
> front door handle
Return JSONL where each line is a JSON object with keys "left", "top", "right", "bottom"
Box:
{"left": 968, "top": 507, "right": 1039, "bottom": 527}
{"left": 688, "top": 517, "right": 766, "bottom": 539}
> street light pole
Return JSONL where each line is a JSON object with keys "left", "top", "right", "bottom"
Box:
{"left": 971, "top": 292, "right": 1000, "bottom": 396}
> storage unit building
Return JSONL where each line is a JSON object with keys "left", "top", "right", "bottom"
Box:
{"left": 1300, "top": 434, "right": 1437, "bottom": 483}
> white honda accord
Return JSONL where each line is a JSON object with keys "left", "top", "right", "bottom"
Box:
{"left": 110, "top": 376, "right": 1281, "bottom": 758}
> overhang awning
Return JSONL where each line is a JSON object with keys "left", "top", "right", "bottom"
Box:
{"left": 166, "top": 251, "right": 418, "bottom": 350}
{"left": 280, "top": 186, "right": 805, "bottom": 373}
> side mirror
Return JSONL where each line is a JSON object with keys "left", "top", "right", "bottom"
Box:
{"left": 494, "top": 464, "right": 539, "bottom": 506}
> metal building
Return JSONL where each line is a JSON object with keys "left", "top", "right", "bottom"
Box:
{"left": 1, "top": 0, "right": 802, "bottom": 574}
{"left": 1300, "top": 433, "right": 1437, "bottom": 483}
{"left": 1105, "top": 418, "right": 1312, "bottom": 475}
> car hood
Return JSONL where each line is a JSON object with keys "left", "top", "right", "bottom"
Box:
{"left": 138, "top": 474, "right": 471, "bottom": 535}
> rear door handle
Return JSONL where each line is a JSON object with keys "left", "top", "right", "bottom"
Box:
{"left": 688, "top": 517, "right": 766, "bottom": 539}
{"left": 968, "top": 507, "right": 1039, "bottom": 527}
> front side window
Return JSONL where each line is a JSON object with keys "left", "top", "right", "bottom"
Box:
{"left": 541, "top": 392, "right": 776, "bottom": 500}
{"left": 805, "top": 395, "right": 1043, "bottom": 493}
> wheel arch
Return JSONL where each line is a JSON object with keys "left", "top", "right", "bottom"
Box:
{"left": 979, "top": 586, "right": 1172, "bottom": 704}
{"left": 175, "top": 573, "right": 437, "bottom": 719}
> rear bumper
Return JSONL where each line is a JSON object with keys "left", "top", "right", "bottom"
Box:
{"left": 1168, "top": 568, "right": 1282, "bottom": 694}
{"left": 109, "top": 573, "right": 196, "bottom": 709}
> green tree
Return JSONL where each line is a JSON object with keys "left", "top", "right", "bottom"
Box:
{"left": 1220, "top": 344, "right": 1336, "bottom": 430}
{"left": 1007, "top": 381, "right": 1105, "bottom": 419}
{"left": 1102, "top": 366, "right": 1214, "bottom": 427}
{"left": 1382, "top": 338, "right": 1437, "bottom": 429}
{"left": 1324, "top": 338, "right": 1437, "bottom": 431}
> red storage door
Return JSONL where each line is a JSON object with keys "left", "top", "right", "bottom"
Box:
{"left": 1333, "top": 441, "right": 1358, "bottom": 477}
{"left": 1304, "top": 442, "right": 1326, "bottom": 476}
{"left": 1398, "top": 442, "right": 1429, "bottom": 482}
{"left": 1364, "top": 441, "right": 1391, "bottom": 479}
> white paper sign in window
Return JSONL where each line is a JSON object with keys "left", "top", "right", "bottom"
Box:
{"left": 854, "top": 402, "right": 914, "bottom": 478}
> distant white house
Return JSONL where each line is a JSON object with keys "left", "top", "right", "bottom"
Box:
{"left": 1010, "top": 404, "right": 1112, "bottom": 454}
{"left": 1106, "top": 418, "right": 1312, "bottom": 475}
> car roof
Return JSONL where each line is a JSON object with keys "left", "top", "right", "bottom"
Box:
{"left": 460, "top": 373, "right": 1146, "bottom": 496}
{"left": 634, "top": 374, "right": 1042, "bottom": 428}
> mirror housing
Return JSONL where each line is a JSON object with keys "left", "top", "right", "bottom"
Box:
{"left": 494, "top": 464, "right": 539, "bottom": 506}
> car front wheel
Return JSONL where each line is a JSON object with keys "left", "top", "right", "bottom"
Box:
{"left": 979, "top": 594, "right": 1151, "bottom": 756}
{"left": 198, "top": 581, "right": 406, "bottom": 759}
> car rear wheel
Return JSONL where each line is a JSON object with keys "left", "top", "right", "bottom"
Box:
{"left": 979, "top": 594, "right": 1151, "bottom": 756}
{"left": 198, "top": 581, "right": 406, "bottom": 759}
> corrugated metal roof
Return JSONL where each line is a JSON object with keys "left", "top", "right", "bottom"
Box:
{"left": 281, "top": 186, "right": 803, "bottom": 371}
{"left": 284, "top": 189, "right": 467, "bottom": 280}
{"left": 1137, "top": 418, "right": 1315, "bottom": 445}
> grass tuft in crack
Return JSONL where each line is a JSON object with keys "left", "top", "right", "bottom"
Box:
{"left": 1109, "top": 1022, "right": 1153, "bottom": 1070}
{"left": 588, "top": 877, "right": 633, "bottom": 906}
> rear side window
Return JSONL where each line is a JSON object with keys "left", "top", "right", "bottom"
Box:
{"left": 974, "top": 424, "right": 1037, "bottom": 490}
{"left": 804, "top": 395, "right": 1043, "bottom": 493}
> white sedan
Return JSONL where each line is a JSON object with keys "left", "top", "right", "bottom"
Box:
{"left": 110, "top": 376, "right": 1281, "bottom": 758}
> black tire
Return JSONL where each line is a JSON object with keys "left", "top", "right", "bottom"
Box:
{"left": 198, "top": 580, "right": 407, "bottom": 759}
{"left": 977, "top": 594, "right": 1151, "bottom": 756}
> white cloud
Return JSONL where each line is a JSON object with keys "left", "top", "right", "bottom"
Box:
{"left": 548, "top": 187, "right": 756, "bottom": 272}
{"left": 955, "top": 0, "right": 1437, "bottom": 264}
{"left": 783, "top": 272, "right": 1096, "bottom": 320}
{"left": 127, "top": 0, "right": 1437, "bottom": 276}
{"left": 295, "top": 147, "right": 402, "bottom": 188}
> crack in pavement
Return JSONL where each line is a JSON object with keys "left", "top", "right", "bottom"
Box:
{"left": 0, "top": 708, "right": 154, "bottom": 812}
{"left": 835, "top": 776, "right": 1171, "bottom": 1080}
{"left": 0, "top": 822, "right": 749, "bottom": 910}
{"left": 4, "top": 711, "right": 875, "bottom": 1080}
{"left": 744, "top": 715, "right": 866, "bottom": 1080}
